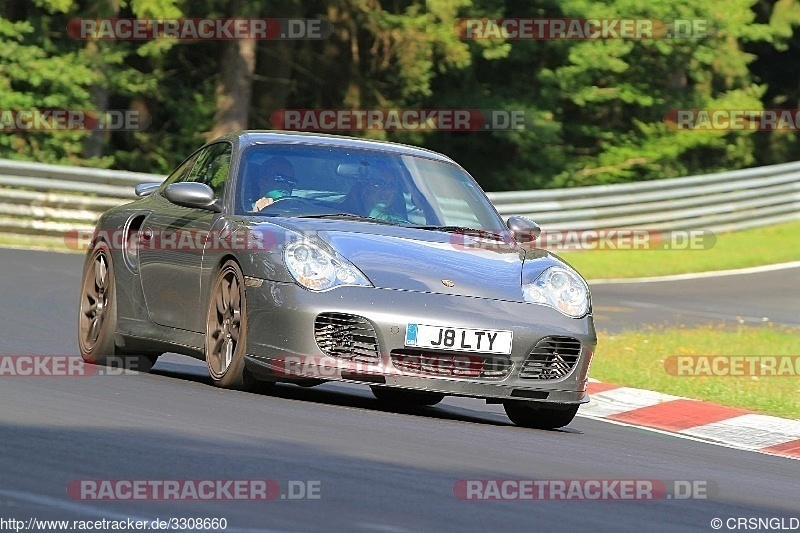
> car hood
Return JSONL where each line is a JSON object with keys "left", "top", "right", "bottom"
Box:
{"left": 249, "top": 217, "right": 569, "bottom": 301}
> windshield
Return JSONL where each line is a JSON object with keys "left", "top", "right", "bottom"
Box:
{"left": 235, "top": 144, "right": 506, "bottom": 232}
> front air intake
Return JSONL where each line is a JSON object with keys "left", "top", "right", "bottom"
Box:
{"left": 519, "top": 336, "right": 581, "bottom": 380}
{"left": 314, "top": 313, "right": 381, "bottom": 363}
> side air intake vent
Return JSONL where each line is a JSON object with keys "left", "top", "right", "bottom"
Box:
{"left": 314, "top": 313, "right": 380, "bottom": 363}
{"left": 519, "top": 336, "right": 581, "bottom": 380}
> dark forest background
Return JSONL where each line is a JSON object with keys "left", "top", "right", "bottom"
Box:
{"left": 2, "top": 0, "right": 800, "bottom": 191}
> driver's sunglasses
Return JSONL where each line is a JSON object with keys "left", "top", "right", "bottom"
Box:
{"left": 271, "top": 173, "right": 296, "bottom": 187}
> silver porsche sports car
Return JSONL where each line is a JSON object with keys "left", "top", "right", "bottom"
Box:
{"left": 79, "top": 131, "right": 596, "bottom": 429}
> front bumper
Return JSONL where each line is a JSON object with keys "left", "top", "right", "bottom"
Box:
{"left": 244, "top": 281, "right": 597, "bottom": 404}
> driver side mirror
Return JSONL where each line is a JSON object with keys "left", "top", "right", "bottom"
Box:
{"left": 164, "top": 182, "right": 222, "bottom": 213}
{"left": 506, "top": 215, "right": 541, "bottom": 243}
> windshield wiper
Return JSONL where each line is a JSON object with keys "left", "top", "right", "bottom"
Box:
{"left": 292, "top": 213, "right": 402, "bottom": 226}
{"left": 412, "top": 225, "right": 509, "bottom": 241}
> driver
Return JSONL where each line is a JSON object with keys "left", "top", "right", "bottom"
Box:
{"left": 251, "top": 156, "right": 296, "bottom": 211}
{"left": 360, "top": 171, "right": 409, "bottom": 223}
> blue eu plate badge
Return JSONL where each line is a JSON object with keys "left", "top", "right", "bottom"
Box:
{"left": 405, "top": 323, "right": 418, "bottom": 346}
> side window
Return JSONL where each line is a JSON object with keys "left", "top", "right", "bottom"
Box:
{"left": 183, "top": 142, "right": 232, "bottom": 198}
{"left": 159, "top": 152, "right": 200, "bottom": 191}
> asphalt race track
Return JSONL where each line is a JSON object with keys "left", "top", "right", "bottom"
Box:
{"left": 591, "top": 267, "right": 800, "bottom": 332}
{"left": 0, "top": 248, "right": 798, "bottom": 532}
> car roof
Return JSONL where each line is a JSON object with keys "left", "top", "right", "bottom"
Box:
{"left": 216, "top": 130, "right": 458, "bottom": 165}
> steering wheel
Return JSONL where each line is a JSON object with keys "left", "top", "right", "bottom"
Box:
{"left": 269, "top": 196, "right": 309, "bottom": 204}
{"left": 266, "top": 196, "right": 329, "bottom": 214}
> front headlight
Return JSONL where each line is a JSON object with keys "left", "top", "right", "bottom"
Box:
{"left": 522, "top": 265, "right": 590, "bottom": 318}
{"left": 284, "top": 238, "right": 372, "bottom": 291}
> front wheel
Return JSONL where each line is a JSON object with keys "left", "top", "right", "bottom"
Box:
{"left": 205, "top": 260, "right": 262, "bottom": 390}
{"left": 503, "top": 401, "right": 579, "bottom": 429}
{"left": 370, "top": 386, "right": 445, "bottom": 406}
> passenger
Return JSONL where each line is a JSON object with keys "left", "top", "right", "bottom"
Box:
{"left": 346, "top": 170, "right": 409, "bottom": 223}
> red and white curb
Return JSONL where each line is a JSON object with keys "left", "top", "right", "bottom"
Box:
{"left": 583, "top": 379, "right": 800, "bottom": 460}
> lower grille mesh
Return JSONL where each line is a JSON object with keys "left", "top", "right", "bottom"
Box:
{"left": 314, "top": 313, "right": 380, "bottom": 363}
{"left": 390, "top": 349, "right": 512, "bottom": 379}
{"left": 520, "top": 336, "right": 581, "bottom": 380}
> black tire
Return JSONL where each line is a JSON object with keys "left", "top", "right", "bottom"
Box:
{"left": 78, "top": 243, "right": 157, "bottom": 372}
{"left": 370, "top": 386, "right": 445, "bottom": 406}
{"left": 503, "top": 401, "right": 579, "bottom": 429}
{"left": 205, "top": 260, "right": 262, "bottom": 391}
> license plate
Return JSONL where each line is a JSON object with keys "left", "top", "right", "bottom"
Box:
{"left": 405, "top": 324, "right": 513, "bottom": 355}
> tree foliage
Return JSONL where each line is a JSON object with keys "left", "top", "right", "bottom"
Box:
{"left": 1, "top": 0, "right": 799, "bottom": 190}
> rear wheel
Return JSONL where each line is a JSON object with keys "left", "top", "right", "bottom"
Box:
{"left": 205, "top": 260, "right": 263, "bottom": 390}
{"left": 503, "top": 401, "right": 579, "bottom": 429}
{"left": 370, "top": 386, "right": 445, "bottom": 406}
{"left": 78, "top": 243, "right": 157, "bottom": 372}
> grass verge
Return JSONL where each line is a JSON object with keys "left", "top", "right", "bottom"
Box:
{"left": 591, "top": 324, "right": 800, "bottom": 419}
{"left": 559, "top": 219, "right": 800, "bottom": 279}
{"left": 0, "top": 233, "right": 77, "bottom": 252}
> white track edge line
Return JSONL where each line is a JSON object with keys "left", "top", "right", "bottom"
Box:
{"left": 587, "top": 260, "right": 800, "bottom": 284}
{"left": 576, "top": 413, "right": 800, "bottom": 461}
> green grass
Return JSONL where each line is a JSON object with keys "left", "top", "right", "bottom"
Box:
{"left": 0, "top": 233, "right": 79, "bottom": 253}
{"left": 559, "top": 219, "right": 800, "bottom": 279}
{"left": 591, "top": 324, "right": 800, "bottom": 419}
